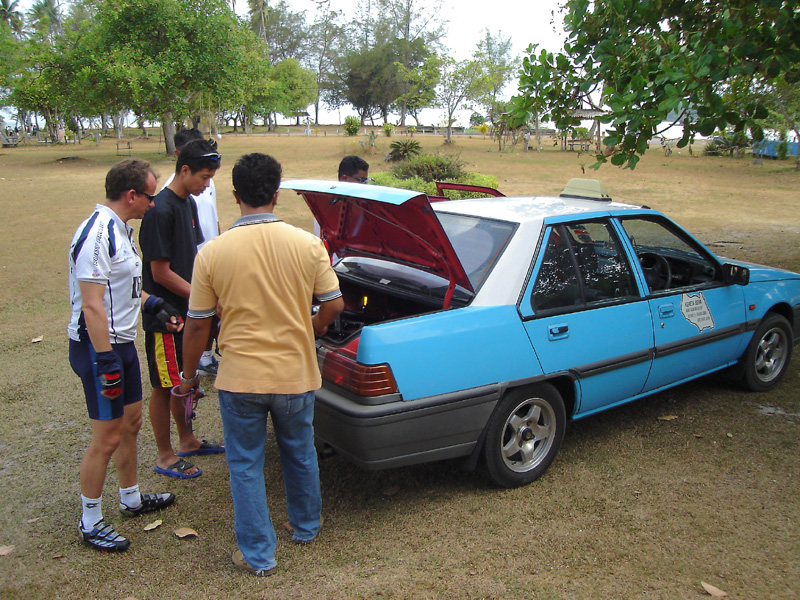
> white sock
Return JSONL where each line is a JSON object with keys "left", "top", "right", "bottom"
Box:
{"left": 119, "top": 484, "right": 141, "bottom": 509}
{"left": 81, "top": 494, "right": 103, "bottom": 531}
{"left": 200, "top": 350, "right": 212, "bottom": 364}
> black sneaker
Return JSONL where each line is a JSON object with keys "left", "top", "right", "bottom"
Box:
{"left": 119, "top": 492, "right": 176, "bottom": 517}
{"left": 79, "top": 519, "right": 130, "bottom": 552}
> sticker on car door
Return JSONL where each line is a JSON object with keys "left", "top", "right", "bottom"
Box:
{"left": 681, "top": 291, "right": 715, "bottom": 332}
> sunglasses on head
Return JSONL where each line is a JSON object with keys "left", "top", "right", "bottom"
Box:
{"left": 354, "top": 176, "right": 373, "bottom": 183}
{"left": 200, "top": 151, "right": 222, "bottom": 162}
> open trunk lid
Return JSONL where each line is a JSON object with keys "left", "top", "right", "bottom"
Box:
{"left": 282, "top": 180, "right": 474, "bottom": 306}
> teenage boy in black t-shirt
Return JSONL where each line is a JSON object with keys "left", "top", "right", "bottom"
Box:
{"left": 140, "top": 139, "right": 224, "bottom": 479}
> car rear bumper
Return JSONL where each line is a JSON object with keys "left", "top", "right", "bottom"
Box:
{"left": 313, "top": 383, "right": 503, "bottom": 470}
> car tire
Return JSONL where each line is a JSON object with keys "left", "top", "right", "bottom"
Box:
{"left": 481, "top": 383, "right": 566, "bottom": 488}
{"left": 740, "top": 313, "right": 793, "bottom": 392}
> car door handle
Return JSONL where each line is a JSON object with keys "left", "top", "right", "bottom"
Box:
{"left": 548, "top": 323, "right": 569, "bottom": 340}
{"left": 658, "top": 303, "right": 674, "bottom": 318}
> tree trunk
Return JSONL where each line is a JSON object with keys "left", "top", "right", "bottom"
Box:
{"left": 111, "top": 113, "right": 123, "bottom": 140}
{"left": 42, "top": 108, "right": 59, "bottom": 143}
{"left": 162, "top": 113, "right": 176, "bottom": 155}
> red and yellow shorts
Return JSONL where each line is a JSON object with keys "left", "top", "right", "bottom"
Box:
{"left": 144, "top": 331, "right": 184, "bottom": 389}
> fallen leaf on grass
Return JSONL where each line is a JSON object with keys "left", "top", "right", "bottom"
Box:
{"left": 726, "top": 432, "right": 733, "bottom": 438}
{"left": 52, "top": 555, "right": 64, "bottom": 559}
{"left": 0, "top": 545, "right": 14, "bottom": 556}
{"left": 173, "top": 527, "right": 197, "bottom": 538}
{"left": 382, "top": 485, "right": 401, "bottom": 497}
{"left": 122, "top": 597, "right": 140, "bottom": 600}
{"left": 31, "top": 336, "right": 43, "bottom": 343}
{"left": 657, "top": 415, "right": 678, "bottom": 421}
{"left": 282, "top": 520, "right": 293, "bottom": 533}
{"left": 26, "top": 518, "right": 40, "bottom": 524}
{"left": 701, "top": 581, "right": 728, "bottom": 597}
{"left": 143, "top": 519, "right": 162, "bottom": 531}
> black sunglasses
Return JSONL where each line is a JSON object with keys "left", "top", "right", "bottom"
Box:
{"left": 136, "top": 190, "right": 157, "bottom": 201}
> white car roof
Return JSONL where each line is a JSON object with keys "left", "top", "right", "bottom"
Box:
{"left": 433, "top": 196, "right": 642, "bottom": 307}
{"left": 431, "top": 195, "right": 642, "bottom": 224}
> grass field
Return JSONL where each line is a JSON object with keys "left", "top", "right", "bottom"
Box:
{"left": 0, "top": 132, "right": 799, "bottom": 600}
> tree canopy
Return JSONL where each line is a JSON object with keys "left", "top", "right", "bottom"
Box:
{"left": 514, "top": 0, "right": 800, "bottom": 168}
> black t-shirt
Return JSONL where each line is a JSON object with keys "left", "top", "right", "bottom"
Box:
{"left": 139, "top": 187, "right": 203, "bottom": 332}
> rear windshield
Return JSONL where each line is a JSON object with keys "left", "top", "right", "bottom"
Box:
{"left": 437, "top": 212, "right": 516, "bottom": 290}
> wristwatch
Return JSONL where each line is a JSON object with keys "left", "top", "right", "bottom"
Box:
{"left": 179, "top": 371, "right": 199, "bottom": 385}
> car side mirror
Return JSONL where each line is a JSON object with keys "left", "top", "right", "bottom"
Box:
{"left": 723, "top": 263, "right": 750, "bottom": 285}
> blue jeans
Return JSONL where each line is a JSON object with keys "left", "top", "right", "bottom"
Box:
{"left": 218, "top": 389, "right": 321, "bottom": 572}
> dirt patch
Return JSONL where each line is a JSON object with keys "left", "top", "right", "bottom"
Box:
{"left": 54, "top": 156, "right": 88, "bottom": 164}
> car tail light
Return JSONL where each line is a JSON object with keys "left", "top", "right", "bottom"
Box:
{"left": 318, "top": 341, "right": 398, "bottom": 397}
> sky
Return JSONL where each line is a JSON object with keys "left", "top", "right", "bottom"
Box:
{"left": 5, "top": 0, "right": 568, "bottom": 127}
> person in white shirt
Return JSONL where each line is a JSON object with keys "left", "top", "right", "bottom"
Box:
{"left": 68, "top": 159, "right": 182, "bottom": 551}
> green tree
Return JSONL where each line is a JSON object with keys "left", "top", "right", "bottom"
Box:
{"left": 248, "top": 0, "right": 308, "bottom": 64}
{"left": 514, "top": 0, "right": 800, "bottom": 169}
{"left": 473, "top": 29, "right": 517, "bottom": 124}
{"left": 26, "top": 0, "right": 62, "bottom": 41}
{"left": 0, "top": 0, "right": 23, "bottom": 36}
{"left": 435, "top": 57, "right": 482, "bottom": 144}
{"left": 261, "top": 58, "right": 317, "bottom": 124}
{"left": 89, "top": 0, "right": 266, "bottom": 152}
{"left": 305, "top": 2, "right": 345, "bottom": 124}
{"left": 376, "top": 0, "right": 445, "bottom": 125}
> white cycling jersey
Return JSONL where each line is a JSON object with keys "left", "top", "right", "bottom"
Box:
{"left": 68, "top": 204, "right": 142, "bottom": 343}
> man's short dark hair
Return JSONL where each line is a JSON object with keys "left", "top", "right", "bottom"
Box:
{"left": 106, "top": 159, "right": 156, "bottom": 201}
{"left": 338, "top": 155, "right": 369, "bottom": 179}
{"left": 232, "top": 153, "right": 282, "bottom": 208}
{"left": 176, "top": 139, "right": 221, "bottom": 174}
{"left": 173, "top": 128, "right": 204, "bottom": 151}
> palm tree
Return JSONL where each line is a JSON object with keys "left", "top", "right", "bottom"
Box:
{"left": 248, "top": 0, "right": 268, "bottom": 43}
{"left": 27, "top": 0, "right": 62, "bottom": 40}
{"left": 0, "top": 0, "right": 24, "bottom": 36}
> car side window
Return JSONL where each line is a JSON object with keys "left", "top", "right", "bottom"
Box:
{"left": 531, "top": 227, "right": 582, "bottom": 312}
{"left": 531, "top": 221, "right": 637, "bottom": 313}
{"left": 563, "top": 222, "right": 637, "bottom": 304}
{"left": 619, "top": 217, "right": 719, "bottom": 293}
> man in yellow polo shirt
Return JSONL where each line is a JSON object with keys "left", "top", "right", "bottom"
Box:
{"left": 177, "top": 153, "right": 344, "bottom": 576}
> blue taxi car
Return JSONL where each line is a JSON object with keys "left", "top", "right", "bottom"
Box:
{"left": 282, "top": 178, "right": 800, "bottom": 488}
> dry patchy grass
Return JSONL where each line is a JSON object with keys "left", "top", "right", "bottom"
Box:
{"left": 0, "top": 133, "right": 798, "bottom": 600}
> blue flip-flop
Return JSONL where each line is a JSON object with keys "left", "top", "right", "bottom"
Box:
{"left": 177, "top": 440, "right": 225, "bottom": 457}
{"left": 154, "top": 458, "right": 202, "bottom": 479}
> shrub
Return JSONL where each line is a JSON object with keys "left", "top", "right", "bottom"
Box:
{"left": 371, "top": 171, "right": 500, "bottom": 199}
{"left": 343, "top": 116, "right": 360, "bottom": 137}
{"left": 382, "top": 123, "right": 395, "bottom": 137}
{"left": 391, "top": 153, "right": 464, "bottom": 182}
{"left": 386, "top": 139, "right": 422, "bottom": 162}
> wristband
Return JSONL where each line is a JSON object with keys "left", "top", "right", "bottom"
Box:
{"left": 143, "top": 295, "right": 163, "bottom": 315}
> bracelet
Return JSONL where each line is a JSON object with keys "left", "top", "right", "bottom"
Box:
{"left": 170, "top": 385, "right": 195, "bottom": 399}
{"left": 179, "top": 371, "right": 198, "bottom": 385}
